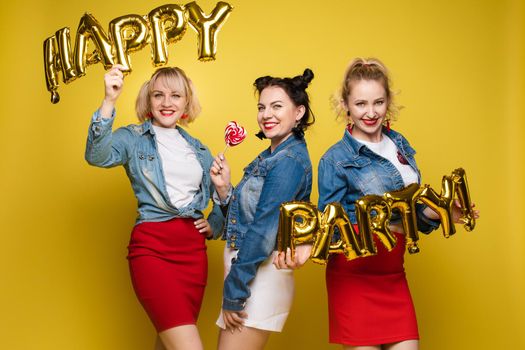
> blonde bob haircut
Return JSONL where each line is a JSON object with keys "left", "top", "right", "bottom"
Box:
{"left": 333, "top": 57, "right": 401, "bottom": 123}
{"left": 135, "top": 67, "right": 201, "bottom": 127}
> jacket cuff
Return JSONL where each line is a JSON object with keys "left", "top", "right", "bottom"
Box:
{"left": 90, "top": 109, "right": 116, "bottom": 137}
{"left": 222, "top": 297, "right": 246, "bottom": 312}
{"left": 212, "top": 185, "right": 233, "bottom": 206}
{"left": 416, "top": 204, "right": 441, "bottom": 234}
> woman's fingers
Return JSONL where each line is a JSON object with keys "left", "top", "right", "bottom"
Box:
{"left": 273, "top": 251, "right": 286, "bottom": 269}
{"left": 194, "top": 219, "right": 212, "bottom": 237}
{"left": 223, "top": 311, "right": 246, "bottom": 332}
{"left": 285, "top": 248, "right": 297, "bottom": 268}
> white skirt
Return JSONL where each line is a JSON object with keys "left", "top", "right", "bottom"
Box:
{"left": 216, "top": 247, "right": 295, "bottom": 332}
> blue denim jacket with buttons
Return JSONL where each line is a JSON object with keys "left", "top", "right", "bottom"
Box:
{"left": 318, "top": 128, "right": 440, "bottom": 235}
{"left": 85, "top": 110, "right": 224, "bottom": 235}
{"left": 221, "top": 135, "right": 312, "bottom": 311}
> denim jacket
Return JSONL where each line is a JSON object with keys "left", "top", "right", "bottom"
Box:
{"left": 318, "top": 128, "right": 440, "bottom": 234}
{"left": 221, "top": 135, "right": 312, "bottom": 311}
{"left": 85, "top": 110, "right": 224, "bottom": 235}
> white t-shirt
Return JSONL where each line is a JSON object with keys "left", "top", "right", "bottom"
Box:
{"left": 153, "top": 125, "right": 203, "bottom": 208}
{"left": 357, "top": 134, "right": 419, "bottom": 186}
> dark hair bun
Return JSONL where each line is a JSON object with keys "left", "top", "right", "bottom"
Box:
{"left": 301, "top": 68, "right": 314, "bottom": 84}
{"left": 254, "top": 76, "right": 272, "bottom": 92}
{"left": 291, "top": 68, "right": 314, "bottom": 90}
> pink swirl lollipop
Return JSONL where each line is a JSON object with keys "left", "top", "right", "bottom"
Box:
{"left": 223, "top": 121, "right": 247, "bottom": 152}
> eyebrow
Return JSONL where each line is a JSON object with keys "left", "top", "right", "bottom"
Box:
{"left": 151, "top": 90, "right": 183, "bottom": 94}
{"left": 259, "top": 100, "right": 284, "bottom": 105}
{"left": 353, "top": 97, "right": 385, "bottom": 102}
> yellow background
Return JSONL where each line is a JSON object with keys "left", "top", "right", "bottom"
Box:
{"left": 1, "top": 0, "right": 523, "bottom": 349}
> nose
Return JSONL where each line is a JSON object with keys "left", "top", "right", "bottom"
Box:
{"left": 161, "top": 95, "right": 171, "bottom": 106}
{"left": 367, "top": 106, "right": 376, "bottom": 117}
{"left": 262, "top": 107, "right": 272, "bottom": 120}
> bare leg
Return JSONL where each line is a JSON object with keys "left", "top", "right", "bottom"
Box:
{"left": 343, "top": 346, "right": 381, "bottom": 350}
{"left": 158, "top": 324, "right": 203, "bottom": 350}
{"left": 384, "top": 340, "right": 419, "bottom": 350}
{"left": 155, "top": 336, "right": 166, "bottom": 350}
{"left": 217, "top": 327, "right": 270, "bottom": 350}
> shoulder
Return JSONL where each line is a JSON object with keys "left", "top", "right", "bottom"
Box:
{"left": 275, "top": 142, "right": 311, "bottom": 171}
{"left": 121, "top": 123, "right": 146, "bottom": 136}
{"left": 320, "top": 139, "right": 347, "bottom": 163}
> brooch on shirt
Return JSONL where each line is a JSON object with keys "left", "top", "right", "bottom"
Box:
{"left": 397, "top": 151, "right": 409, "bottom": 165}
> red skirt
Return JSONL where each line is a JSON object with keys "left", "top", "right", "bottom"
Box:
{"left": 127, "top": 218, "right": 207, "bottom": 332}
{"left": 326, "top": 232, "right": 419, "bottom": 346}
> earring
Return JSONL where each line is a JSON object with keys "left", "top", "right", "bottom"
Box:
{"left": 146, "top": 112, "right": 153, "bottom": 119}
{"left": 346, "top": 123, "right": 353, "bottom": 135}
{"left": 181, "top": 113, "right": 189, "bottom": 119}
{"left": 255, "top": 130, "right": 267, "bottom": 140}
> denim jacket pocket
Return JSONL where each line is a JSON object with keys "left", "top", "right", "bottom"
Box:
{"left": 238, "top": 163, "right": 267, "bottom": 224}
{"left": 340, "top": 156, "right": 386, "bottom": 197}
{"left": 340, "top": 156, "right": 371, "bottom": 168}
{"left": 134, "top": 149, "right": 158, "bottom": 178}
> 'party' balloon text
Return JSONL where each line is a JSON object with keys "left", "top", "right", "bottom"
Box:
{"left": 277, "top": 168, "right": 476, "bottom": 265}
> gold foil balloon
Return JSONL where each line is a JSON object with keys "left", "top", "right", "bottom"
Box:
{"left": 109, "top": 14, "right": 150, "bottom": 72}
{"left": 314, "top": 203, "right": 364, "bottom": 264}
{"left": 276, "top": 168, "right": 476, "bottom": 264}
{"left": 74, "top": 13, "right": 115, "bottom": 76}
{"left": 55, "top": 28, "right": 77, "bottom": 84}
{"left": 148, "top": 4, "right": 188, "bottom": 66}
{"left": 277, "top": 201, "right": 320, "bottom": 261}
{"left": 187, "top": 1, "right": 233, "bottom": 61}
{"left": 43, "top": 36, "right": 60, "bottom": 103}
{"left": 43, "top": 2, "right": 234, "bottom": 103}
{"left": 385, "top": 183, "right": 421, "bottom": 254}
{"left": 355, "top": 195, "right": 394, "bottom": 255}
{"left": 417, "top": 176, "right": 456, "bottom": 238}
{"left": 452, "top": 168, "right": 476, "bottom": 231}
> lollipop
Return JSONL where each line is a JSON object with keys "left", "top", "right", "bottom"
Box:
{"left": 223, "top": 121, "right": 247, "bottom": 153}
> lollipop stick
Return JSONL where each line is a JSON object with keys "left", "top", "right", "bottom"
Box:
{"left": 222, "top": 144, "right": 229, "bottom": 155}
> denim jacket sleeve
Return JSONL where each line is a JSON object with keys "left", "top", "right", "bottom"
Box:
{"left": 415, "top": 203, "right": 441, "bottom": 233}
{"left": 206, "top": 201, "right": 226, "bottom": 240}
{"left": 222, "top": 156, "right": 306, "bottom": 311}
{"left": 85, "top": 110, "right": 132, "bottom": 167}
{"left": 207, "top": 179, "right": 227, "bottom": 240}
{"left": 318, "top": 157, "right": 348, "bottom": 212}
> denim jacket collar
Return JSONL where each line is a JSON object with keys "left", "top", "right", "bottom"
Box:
{"left": 141, "top": 119, "right": 205, "bottom": 151}
{"left": 341, "top": 127, "right": 413, "bottom": 160}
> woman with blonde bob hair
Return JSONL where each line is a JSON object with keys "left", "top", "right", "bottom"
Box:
{"left": 136, "top": 66, "right": 201, "bottom": 126}
{"left": 85, "top": 65, "right": 224, "bottom": 350}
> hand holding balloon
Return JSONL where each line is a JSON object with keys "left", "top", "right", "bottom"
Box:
{"left": 423, "top": 200, "right": 480, "bottom": 224}
{"left": 100, "top": 65, "right": 126, "bottom": 118}
{"left": 452, "top": 200, "right": 479, "bottom": 223}
{"left": 273, "top": 244, "right": 313, "bottom": 270}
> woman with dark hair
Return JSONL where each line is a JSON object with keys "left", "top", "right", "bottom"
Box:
{"left": 85, "top": 65, "right": 223, "bottom": 350}
{"left": 210, "top": 69, "right": 316, "bottom": 349}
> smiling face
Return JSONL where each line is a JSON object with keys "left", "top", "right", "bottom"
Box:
{"left": 257, "top": 86, "right": 305, "bottom": 151}
{"left": 149, "top": 76, "right": 187, "bottom": 129}
{"left": 345, "top": 79, "right": 388, "bottom": 142}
